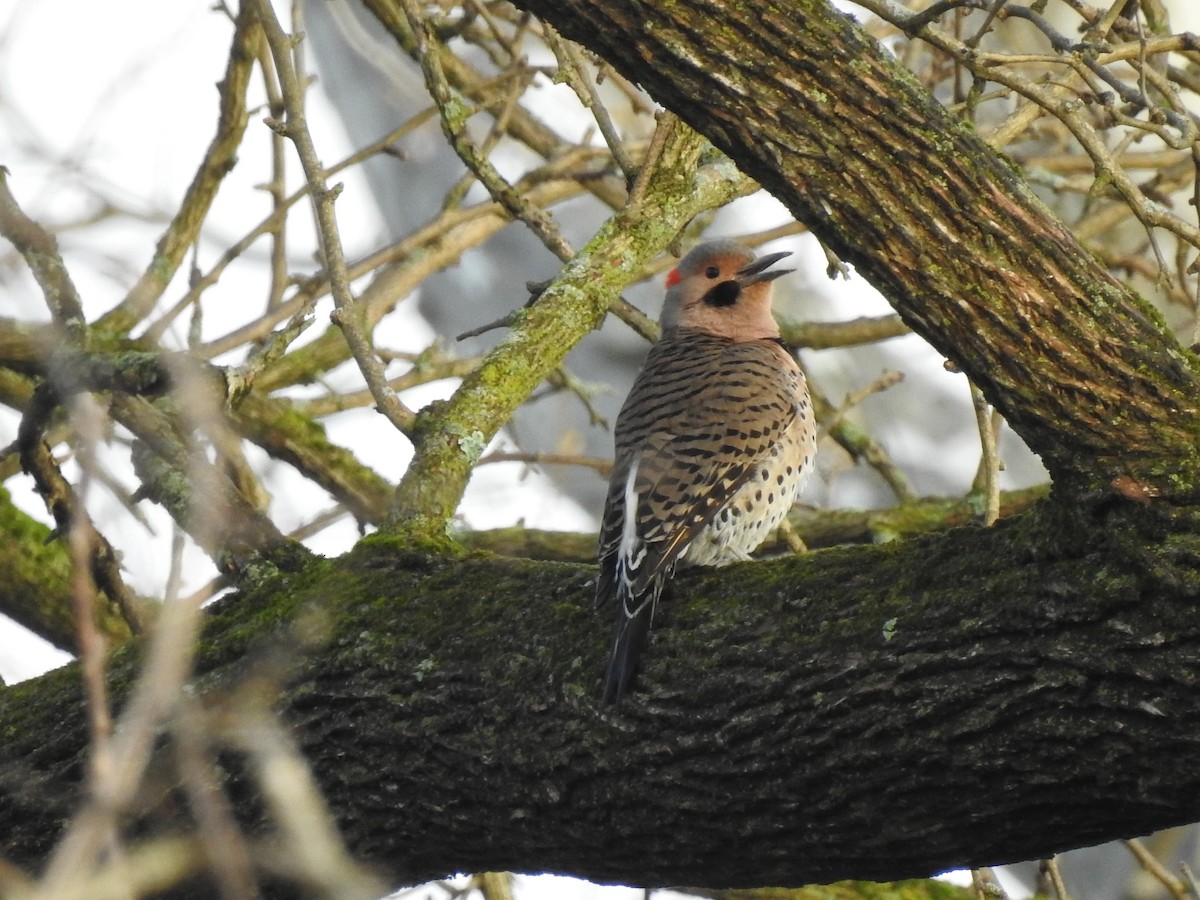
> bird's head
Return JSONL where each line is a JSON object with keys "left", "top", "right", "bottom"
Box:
{"left": 659, "top": 239, "right": 793, "bottom": 340}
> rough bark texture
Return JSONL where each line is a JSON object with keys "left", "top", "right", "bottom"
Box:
{"left": 504, "top": 0, "right": 1200, "bottom": 496}
{"left": 3, "top": 518, "right": 1200, "bottom": 891}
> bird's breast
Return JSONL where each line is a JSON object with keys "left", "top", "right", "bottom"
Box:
{"left": 681, "top": 407, "right": 816, "bottom": 568}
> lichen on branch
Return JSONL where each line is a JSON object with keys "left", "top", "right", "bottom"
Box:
{"left": 385, "top": 121, "right": 757, "bottom": 539}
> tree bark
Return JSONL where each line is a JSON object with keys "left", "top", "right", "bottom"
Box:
{"left": 502, "top": 0, "right": 1200, "bottom": 496}
{"left": 3, "top": 522, "right": 1200, "bottom": 890}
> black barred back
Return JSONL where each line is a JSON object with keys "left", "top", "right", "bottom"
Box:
{"left": 597, "top": 329, "right": 811, "bottom": 601}
{"left": 596, "top": 325, "right": 815, "bottom": 704}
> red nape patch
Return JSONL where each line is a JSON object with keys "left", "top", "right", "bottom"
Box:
{"left": 665, "top": 268, "right": 681, "bottom": 287}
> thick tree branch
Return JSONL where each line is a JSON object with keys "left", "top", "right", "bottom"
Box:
{"left": 0, "top": 486, "right": 132, "bottom": 653}
{"left": 2, "top": 503, "right": 1200, "bottom": 891}
{"left": 506, "top": 0, "right": 1200, "bottom": 497}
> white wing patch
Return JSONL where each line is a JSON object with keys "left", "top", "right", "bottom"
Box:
{"left": 617, "top": 459, "right": 647, "bottom": 606}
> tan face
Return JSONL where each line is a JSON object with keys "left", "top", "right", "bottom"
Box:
{"left": 659, "top": 240, "right": 792, "bottom": 340}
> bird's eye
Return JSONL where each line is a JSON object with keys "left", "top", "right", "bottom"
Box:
{"left": 705, "top": 265, "right": 720, "bottom": 279}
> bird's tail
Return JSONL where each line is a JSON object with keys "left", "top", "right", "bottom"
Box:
{"left": 601, "top": 580, "right": 661, "bottom": 705}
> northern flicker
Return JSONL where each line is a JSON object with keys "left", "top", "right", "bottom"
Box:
{"left": 595, "top": 239, "right": 817, "bottom": 704}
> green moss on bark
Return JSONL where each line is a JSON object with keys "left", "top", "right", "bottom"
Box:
{"left": 0, "top": 486, "right": 131, "bottom": 652}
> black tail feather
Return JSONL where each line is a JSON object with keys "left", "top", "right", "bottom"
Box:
{"left": 601, "top": 596, "right": 653, "bottom": 704}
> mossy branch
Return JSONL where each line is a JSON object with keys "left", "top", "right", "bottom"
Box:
{"left": 385, "top": 124, "right": 757, "bottom": 539}
{"left": 458, "top": 484, "right": 1049, "bottom": 562}
{"left": 5, "top": 497, "right": 1200, "bottom": 889}
{"left": 0, "top": 487, "right": 132, "bottom": 653}
{"left": 511, "top": 0, "right": 1200, "bottom": 498}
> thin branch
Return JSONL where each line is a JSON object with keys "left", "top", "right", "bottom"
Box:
{"left": 17, "top": 384, "right": 146, "bottom": 633}
{"left": 120, "top": 393, "right": 301, "bottom": 571}
{"left": 1040, "top": 856, "right": 1071, "bottom": 900}
{"left": 403, "top": 0, "right": 574, "bottom": 262}
{"left": 253, "top": 27, "right": 290, "bottom": 316}
{"left": 139, "top": 106, "right": 440, "bottom": 345}
{"left": 781, "top": 314, "right": 910, "bottom": 350}
{"left": 0, "top": 170, "right": 87, "bottom": 344}
{"left": 440, "top": 485, "right": 1052, "bottom": 561}
{"left": 543, "top": 24, "right": 639, "bottom": 182}
{"left": 224, "top": 303, "right": 316, "bottom": 407}
{"left": 821, "top": 370, "right": 907, "bottom": 434}
{"left": 29, "top": 565, "right": 206, "bottom": 898}
{"left": 970, "top": 867, "right": 1008, "bottom": 900}
{"left": 249, "top": 0, "right": 416, "bottom": 435}
{"left": 202, "top": 175, "right": 586, "bottom": 374}
{"left": 288, "top": 354, "right": 480, "bottom": 418}
{"left": 99, "top": 4, "right": 260, "bottom": 334}
{"left": 809, "top": 378, "right": 916, "bottom": 503}
{"left": 228, "top": 712, "right": 386, "bottom": 899}
{"left": 230, "top": 391, "right": 395, "bottom": 526}
{"left": 970, "top": 381, "right": 1001, "bottom": 526}
{"left": 859, "top": 0, "right": 1200, "bottom": 255}
{"left": 1123, "top": 838, "right": 1190, "bottom": 900}
{"left": 174, "top": 697, "right": 262, "bottom": 900}
{"left": 628, "top": 109, "right": 679, "bottom": 211}
{"left": 475, "top": 450, "right": 611, "bottom": 476}
{"left": 1181, "top": 861, "right": 1200, "bottom": 900}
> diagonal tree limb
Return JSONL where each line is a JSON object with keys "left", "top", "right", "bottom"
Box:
{"left": 507, "top": 0, "right": 1200, "bottom": 498}
{"left": 385, "top": 121, "right": 758, "bottom": 537}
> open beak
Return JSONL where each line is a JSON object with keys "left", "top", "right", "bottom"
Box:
{"left": 736, "top": 250, "right": 794, "bottom": 285}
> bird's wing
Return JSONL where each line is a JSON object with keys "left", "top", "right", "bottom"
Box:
{"left": 596, "top": 334, "right": 800, "bottom": 605}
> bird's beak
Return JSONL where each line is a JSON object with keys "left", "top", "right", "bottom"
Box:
{"left": 736, "top": 250, "right": 794, "bottom": 285}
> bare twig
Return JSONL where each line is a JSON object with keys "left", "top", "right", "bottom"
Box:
{"left": 1040, "top": 855, "right": 1071, "bottom": 900}
{"left": 476, "top": 450, "right": 611, "bottom": 476}
{"left": 30, "top": 837, "right": 205, "bottom": 900}
{"left": 288, "top": 353, "right": 480, "bottom": 418}
{"left": 174, "top": 698, "right": 262, "bottom": 900}
{"left": 776, "top": 518, "right": 809, "bottom": 554}
{"left": 100, "top": 4, "right": 261, "bottom": 334}
{"left": 858, "top": 0, "right": 1200, "bottom": 256}
{"left": 30, "top": 565, "right": 205, "bottom": 898}
{"left": 970, "top": 381, "right": 1001, "bottom": 526}
{"left": 808, "top": 378, "right": 915, "bottom": 503}
{"left": 470, "top": 872, "right": 515, "bottom": 900}
{"left": 17, "top": 384, "right": 146, "bottom": 632}
{"left": 225, "top": 304, "right": 316, "bottom": 407}
{"left": 543, "top": 24, "right": 639, "bottom": 181}
{"left": 140, "top": 106, "right": 441, "bottom": 344}
{"left": 1124, "top": 837, "right": 1190, "bottom": 900}
{"left": 0, "top": 170, "right": 87, "bottom": 344}
{"left": 1181, "top": 861, "right": 1200, "bottom": 900}
{"left": 820, "top": 370, "right": 906, "bottom": 435}
{"left": 971, "top": 866, "right": 1008, "bottom": 900}
{"left": 230, "top": 712, "right": 386, "bottom": 899}
{"left": 629, "top": 109, "right": 680, "bottom": 211}
{"left": 782, "top": 314, "right": 909, "bottom": 350}
{"left": 403, "top": 0, "right": 575, "bottom": 262}
{"left": 202, "top": 175, "right": 587, "bottom": 373}
{"left": 250, "top": 0, "right": 417, "bottom": 435}
{"left": 253, "top": 28, "right": 290, "bottom": 315}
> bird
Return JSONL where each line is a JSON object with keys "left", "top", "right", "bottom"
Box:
{"left": 595, "top": 238, "right": 817, "bottom": 704}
